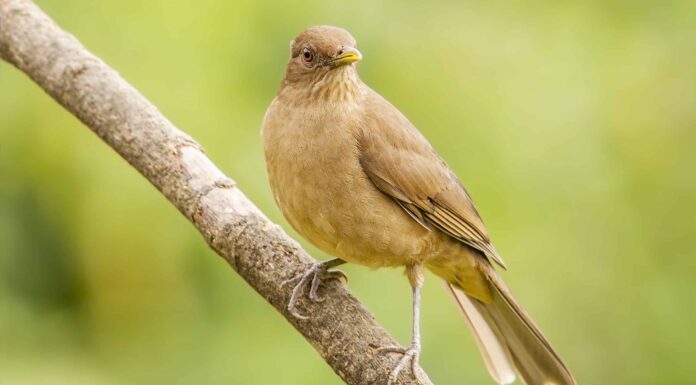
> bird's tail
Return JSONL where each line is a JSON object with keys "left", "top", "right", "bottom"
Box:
{"left": 445, "top": 274, "right": 576, "bottom": 385}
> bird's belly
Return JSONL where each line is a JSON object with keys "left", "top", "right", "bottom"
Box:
{"left": 268, "top": 136, "right": 434, "bottom": 268}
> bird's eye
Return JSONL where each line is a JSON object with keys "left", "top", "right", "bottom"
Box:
{"left": 302, "top": 48, "right": 314, "bottom": 62}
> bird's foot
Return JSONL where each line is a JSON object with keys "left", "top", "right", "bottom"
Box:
{"left": 378, "top": 343, "right": 424, "bottom": 385}
{"left": 282, "top": 260, "right": 347, "bottom": 319}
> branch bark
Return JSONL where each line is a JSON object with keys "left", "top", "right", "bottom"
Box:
{"left": 0, "top": 1, "right": 434, "bottom": 384}
{"left": 0, "top": 0, "right": 431, "bottom": 385}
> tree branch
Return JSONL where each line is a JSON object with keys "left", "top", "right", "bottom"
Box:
{"left": 0, "top": 0, "right": 435, "bottom": 384}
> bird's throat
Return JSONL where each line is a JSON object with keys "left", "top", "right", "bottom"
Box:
{"left": 280, "top": 66, "right": 363, "bottom": 106}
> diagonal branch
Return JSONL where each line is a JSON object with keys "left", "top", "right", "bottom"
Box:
{"left": 0, "top": 1, "right": 434, "bottom": 384}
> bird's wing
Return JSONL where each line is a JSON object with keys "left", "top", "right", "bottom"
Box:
{"left": 356, "top": 105, "right": 506, "bottom": 269}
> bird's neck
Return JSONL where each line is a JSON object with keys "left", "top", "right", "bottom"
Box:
{"left": 278, "top": 66, "right": 364, "bottom": 106}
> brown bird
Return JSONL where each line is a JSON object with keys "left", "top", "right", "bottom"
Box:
{"left": 262, "top": 25, "right": 576, "bottom": 385}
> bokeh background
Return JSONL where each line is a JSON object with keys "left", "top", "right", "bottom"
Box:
{"left": 1, "top": 0, "right": 695, "bottom": 384}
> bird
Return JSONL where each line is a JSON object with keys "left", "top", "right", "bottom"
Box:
{"left": 261, "top": 25, "right": 576, "bottom": 385}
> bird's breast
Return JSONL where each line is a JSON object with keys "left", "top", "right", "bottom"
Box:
{"left": 262, "top": 100, "right": 435, "bottom": 268}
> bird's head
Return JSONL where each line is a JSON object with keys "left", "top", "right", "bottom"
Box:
{"left": 282, "top": 26, "right": 363, "bottom": 96}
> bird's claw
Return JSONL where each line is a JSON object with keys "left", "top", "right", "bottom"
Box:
{"left": 283, "top": 261, "right": 347, "bottom": 319}
{"left": 378, "top": 344, "right": 424, "bottom": 385}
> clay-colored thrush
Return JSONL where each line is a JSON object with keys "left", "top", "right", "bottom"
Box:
{"left": 262, "top": 25, "right": 576, "bottom": 385}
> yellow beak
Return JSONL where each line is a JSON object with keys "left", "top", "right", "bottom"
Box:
{"left": 329, "top": 47, "right": 362, "bottom": 66}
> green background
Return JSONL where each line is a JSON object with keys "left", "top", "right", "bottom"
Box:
{"left": 1, "top": 1, "right": 695, "bottom": 384}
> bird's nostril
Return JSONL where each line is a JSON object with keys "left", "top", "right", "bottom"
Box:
{"left": 337, "top": 49, "right": 344, "bottom": 56}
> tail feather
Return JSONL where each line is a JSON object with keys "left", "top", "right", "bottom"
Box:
{"left": 446, "top": 276, "right": 576, "bottom": 385}
{"left": 447, "top": 283, "right": 516, "bottom": 384}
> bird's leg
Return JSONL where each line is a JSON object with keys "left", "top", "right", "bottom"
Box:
{"left": 378, "top": 263, "right": 425, "bottom": 385}
{"left": 282, "top": 258, "right": 347, "bottom": 319}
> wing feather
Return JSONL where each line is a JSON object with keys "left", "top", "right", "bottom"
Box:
{"left": 357, "top": 111, "right": 506, "bottom": 268}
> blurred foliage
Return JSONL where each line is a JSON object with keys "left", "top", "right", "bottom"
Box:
{"left": 1, "top": 0, "right": 695, "bottom": 384}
